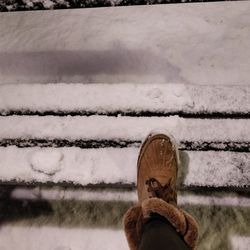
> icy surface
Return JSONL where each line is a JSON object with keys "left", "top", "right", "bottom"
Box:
{"left": 0, "top": 116, "right": 249, "bottom": 142}
{"left": 0, "top": 146, "right": 249, "bottom": 187}
{"left": 0, "top": 2, "right": 250, "bottom": 85}
{"left": 0, "top": 226, "right": 126, "bottom": 250}
{"left": 0, "top": 83, "right": 249, "bottom": 113}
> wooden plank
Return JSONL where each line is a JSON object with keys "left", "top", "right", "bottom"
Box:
{"left": 0, "top": 84, "right": 249, "bottom": 116}
{"left": 0, "top": 146, "right": 249, "bottom": 190}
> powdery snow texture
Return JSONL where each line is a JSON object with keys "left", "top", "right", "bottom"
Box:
{"left": 230, "top": 236, "right": 250, "bottom": 250}
{"left": 0, "top": 116, "right": 249, "bottom": 143}
{"left": 0, "top": 83, "right": 249, "bottom": 114}
{"left": 0, "top": 147, "right": 138, "bottom": 185}
{"left": 0, "top": 226, "right": 126, "bottom": 250}
{"left": 11, "top": 187, "right": 250, "bottom": 208}
{"left": 0, "top": 225, "right": 247, "bottom": 250}
{"left": 0, "top": 146, "right": 249, "bottom": 188}
{"left": 1, "top": 2, "right": 250, "bottom": 85}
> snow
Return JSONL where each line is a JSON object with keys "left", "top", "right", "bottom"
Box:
{"left": 0, "top": 225, "right": 249, "bottom": 250}
{"left": 11, "top": 187, "right": 250, "bottom": 208}
{"left": 0, "top": 2, "right": 249, "bottom": 249}
{"left": 184, "top": 151, "right": 250, "bottom": 187}
{"left": 0, "top": 146, "right": 249, "bottom": 188}
{"left": 11, "top": 187, "right": 139, "bottom": 201}
{"left": 0, "top": 115, "right": 249, "bottom": 143}
{"left": 178, "top": 193, "right": 250, "bottom": 208}
{"left": 29, "top": 149, "right": 63, "bottom": 175}
{"left": 0, "top": 226, "right": 126, "bottom": 250}
{"left": 0, "top": 83, "right": 249, "bottom": 114}
{"left": 230, "top": 236, "right": 250, "bottom": 250}
{"left": 0, "top": 146, "right": 138, "bottom": 185}
{"left": 0, "top": 2, "right": 250, "bottom": 85}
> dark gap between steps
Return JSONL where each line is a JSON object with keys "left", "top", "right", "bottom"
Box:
{"left": 1, "top": 110, "right": 250, "bottom": 119}
{"left": 0, "top": 139, "right": 249, "bottom": 152}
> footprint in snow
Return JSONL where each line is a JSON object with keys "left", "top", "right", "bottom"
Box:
{"left": 29, "top": 149, "right": 64, "bottom": 176}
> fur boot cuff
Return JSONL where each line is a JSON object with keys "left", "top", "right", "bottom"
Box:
{"left": 123, "top": 198, "right": 198, "bottom": 250}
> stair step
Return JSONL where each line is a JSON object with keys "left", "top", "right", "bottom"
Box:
{"left": 0, "top": 225, "right": 247, "bottom": 250}
{"left": 10, "top": 187, "right": 250, "bottom": 207}
{"left": 230, "top": 236, "right": 250, "bottom": 250}
{"left": 0, "top": 226, "right": 126, "bottom": 250}
{"left": 0, "top": 147, "right": 249, "bottom": 190}
{"left": 0, "top": 84, "right": 249, "bottom": 117}
{"left": 0, "top": 116, "right": 249, "bottom": 151}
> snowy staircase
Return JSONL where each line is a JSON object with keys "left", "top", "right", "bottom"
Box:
{"left": 0, "top": 83, "right": 249, "bottom": 191}
{"left": 1, "top": 84, "right": 250, "bottom": 250}
{"left": 1, "top": 1, "right": 250, "bottom": 248}
{"left": 0, "top": 83, "right": 250, "bottom": 249}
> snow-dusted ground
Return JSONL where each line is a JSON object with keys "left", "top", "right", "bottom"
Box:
{"left": 10, "top": 187, "right": 250, "bottom": 207}
{"left": 1, "top": 116, "right": 249, "bottom": 143}
{"left": 0, "top": 226, "right": 249, "bottom": 250}
{"left": 0, "top": 83, "right": 249, "bottom": 114}
{"left": 0, "top": 2, "right": 250, "bottom": 250}
{"left": 230, "top": 236, "right": 250, "bottom": 250}
{"left": 0, "top": 146, "right": 249, "bottom": 188}
{"left": 1, "top": 187, "right": 250, "bottom": 250}
{"left": 0, "top": 226, "right": 127, "bottom": 250}
{"left": 0, "top": 2, "right": 250, "bottom": 85}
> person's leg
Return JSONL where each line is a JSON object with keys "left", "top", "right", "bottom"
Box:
{"left": 123, "top": 133, "right": 198, "bottom": 250}
{"left": 139, "top": 214, "right": 190, "bottom": 250}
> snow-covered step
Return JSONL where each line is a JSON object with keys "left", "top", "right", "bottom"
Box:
{"left": 1, "top": 2, "right": 250, "bottom": 85}
{"left": 0, "top": 225, "right": 248, "bottom": 250}
{"left": 230, "top": 236, "right": 250, "bottom": 250}
{"left": 0, "top": 84, "right": 249, "bottom": 116}
{"left": 0, "top": 146, "right": 249, "bottom": 190}
{"left": 11, "top": 187, "right": 250, "bottom": 207}
{"left": 0, "top": 226, "right": 126, "bottom": 250}
{"left": 0, "top": 116, "right": 249, "bottom": 151}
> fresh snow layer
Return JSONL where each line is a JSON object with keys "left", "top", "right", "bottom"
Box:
{"left": 0, "top": 147, "right": 138, "bottom": 185}
{"left": 0, "top": 225, "right": 248, "bottom": 250}
{"left": 0, "top": 116, "right": 249, "bottom": 143}
{"left": 0, "top": 226, "right": 126, "bottom": 250}
{"left": 11, "top": 187, "right": 139, "bottom": 202}
{"left": 11, "top": 187, "right": 250, "bottom": 208}
{"left": 0, "top": 2, "right": 250, "bottom": 85}
{"left": 0, "top": 146, "right": 249, "bottom": 188}
{"left": 0, "top": 83, "right": 249, "bottom": 113}
{"left": 29, "top": 150, "right": 63, "bottom": 175}
{"left": 230, "top": 236, "right": 250, "bottom": 250}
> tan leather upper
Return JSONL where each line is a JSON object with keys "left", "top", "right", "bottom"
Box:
{"left": 137, "top": 134, "right": 178, "bottom": 206}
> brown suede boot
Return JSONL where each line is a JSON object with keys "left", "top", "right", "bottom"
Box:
{"left": 137, "top": 133, "right": 178, "bottom": 206}
{"left": 123, "top": 133, "right": 199, "bottom": 250}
